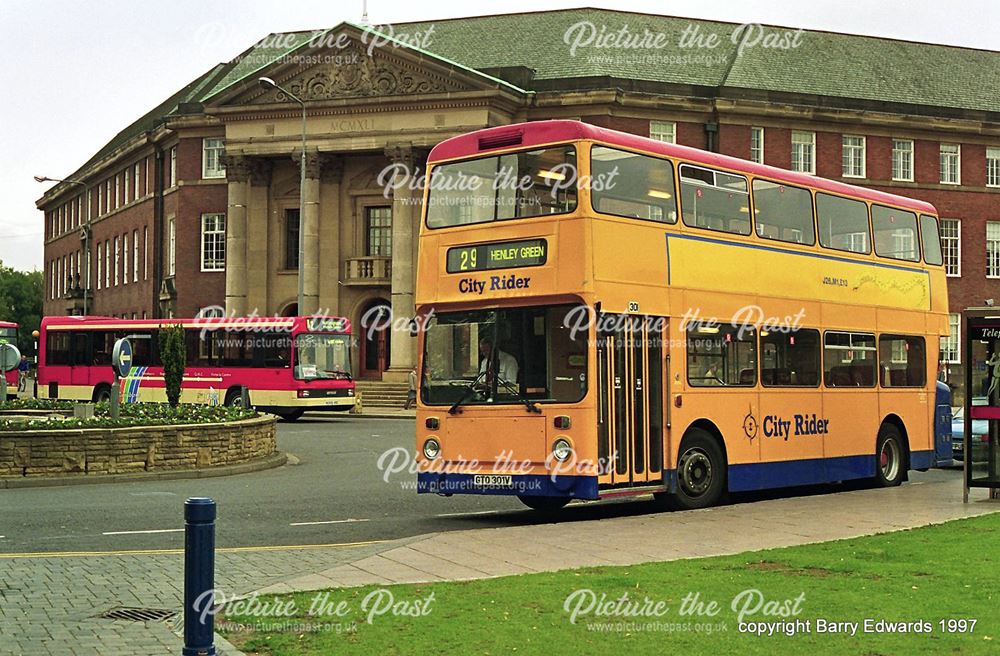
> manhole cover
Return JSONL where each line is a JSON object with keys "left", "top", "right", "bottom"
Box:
{"left": 99, "top": 607, "right": 178, "bottom": 622}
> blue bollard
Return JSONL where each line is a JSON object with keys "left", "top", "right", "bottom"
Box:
{"left": 183, "top": 497, "right": 217, "bottom": 656}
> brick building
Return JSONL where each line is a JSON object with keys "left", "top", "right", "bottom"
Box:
{"left": 37, "top": 8, "right": 1000, "bottom": 383}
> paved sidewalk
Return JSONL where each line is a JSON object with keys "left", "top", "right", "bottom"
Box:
{"left": 260, "top": 477, "right": 999, "bottom": 594}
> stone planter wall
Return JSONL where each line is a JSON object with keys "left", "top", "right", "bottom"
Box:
{"left": 0, "top": 414, "right": 277, "bottom": 477}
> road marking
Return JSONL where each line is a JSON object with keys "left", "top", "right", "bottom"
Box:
{"left": 435, "top": 510, "right": 507, "bottom": 518}
{"left": 289, "top": 518, "right": 370, "bottom": 527}
{"left": 0, "top": 539, "right": 389, "bottom": 559}
{"left": 102, "top": 528, "right": 185, "bottom": 536}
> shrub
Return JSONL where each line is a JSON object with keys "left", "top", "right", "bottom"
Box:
{"left": 159, "top": 323, "right": 186, "bottom": 407}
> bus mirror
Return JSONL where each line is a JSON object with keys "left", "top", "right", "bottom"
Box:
{"left": 409, "top": 319, "right": 420, "bottom": 337}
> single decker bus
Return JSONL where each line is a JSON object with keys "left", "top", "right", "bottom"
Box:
{"left": 38, "top": 315, "right": 355, "bottom": 420}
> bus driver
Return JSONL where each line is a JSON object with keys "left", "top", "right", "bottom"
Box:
{"left": 478, "top": 337, "right": 519, "bottom": 388}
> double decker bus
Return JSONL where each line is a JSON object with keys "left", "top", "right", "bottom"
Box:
{"left": 38, "top": 315, "right": 355, "bottom": 420}
{"left": 1, "top": 321, "right": 19, "bottom": 396}
{"left": 414, "top": 120, "right": 949, "bottom": 511}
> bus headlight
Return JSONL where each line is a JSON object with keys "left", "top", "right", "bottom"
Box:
{"left": 552, "top": 438, "right": 573, "bottom": 462}
{"left": 423, "top": 437, "right": 441, "bottom": 460}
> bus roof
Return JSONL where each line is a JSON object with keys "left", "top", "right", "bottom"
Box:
{"left": 0, "top": 321, "right": 17, "bottom": 328}
{"left": 428, "top": 120, "right": 937, "bottom": 215}
{"left": 40, "top": 315, "right": 351, "bottom": 333}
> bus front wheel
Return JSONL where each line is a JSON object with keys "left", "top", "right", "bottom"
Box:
{"left": 660, "top": 428, "right": 726, "bottom": 510}
{"left": 224, "top": 388, "right": 245, "bottom": 407}
{"left": 875, "top": 424, "right": 905, "bottom": 487}
{"left": 518, "top": 495, "right": 570, "bottom": 512}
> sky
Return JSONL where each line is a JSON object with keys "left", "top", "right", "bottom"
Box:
{"left": 2, "top": 0, "right": 998, "bottom": 272}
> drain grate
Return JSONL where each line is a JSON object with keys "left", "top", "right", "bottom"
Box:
{"left": 99, "top": 606, "right": 178, "bottom": 622}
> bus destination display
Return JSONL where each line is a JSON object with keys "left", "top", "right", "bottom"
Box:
{"left": 447, "top": 239, "right": 547, "bottom": 273}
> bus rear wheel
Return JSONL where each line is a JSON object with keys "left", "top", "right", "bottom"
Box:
{"left": 276, "top": 409, "right": 304, "bottom": 422}
{"left": 93, "top": 385, "right": 111, "bottom": 403}
{"left": 875, "top": 424, "right": 905, "bottom": 487}
{"left": 659, "top": 428, "right": 726, "bottom": 510}
{"left": 518, "top": 495, "right": 570, "bottom": 512}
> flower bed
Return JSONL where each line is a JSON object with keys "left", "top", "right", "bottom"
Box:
{"left": 0, "top": 401, "right": 256, "bottom": 431}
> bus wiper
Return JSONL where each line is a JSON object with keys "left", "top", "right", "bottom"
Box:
{"left": 495, "top": 376, "right": 542, "bottom": 414}
{"left": 448, "top": 370, "right": 487, "bottom": 415}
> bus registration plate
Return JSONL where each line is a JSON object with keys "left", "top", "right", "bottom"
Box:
{"left": 473, "top": 474, "right": 512, "bottom": 488}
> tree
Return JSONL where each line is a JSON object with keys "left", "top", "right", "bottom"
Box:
{"left": 158, "top": 323, "right": 186, "bottom": 407}
{"left": 0, "top": 261, "right": 43, "bottom": 354}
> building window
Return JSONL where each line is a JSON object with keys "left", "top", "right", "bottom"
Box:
{"left": 144, "top": 226, "right": 149, "bottom": 280}
{"left": 133, "top": 229, "right": 139, "bottom": 282}
{"left": 201, "top": 213, "right": 226, "bottom": 271}
{"left": 134, "top": 163, "right": 141, "bottom": 198}
{"left": 104, "top": 239, "right": 110, "bottom": 288}
{"left": 168, "top": 217, "right": 176, "bottom": 276}
{"left": 940, "top": 144, "right": 961, "bottom": 184}
{"left": 122, "top": 233, "right": 128, "bottom": 285}
{"left": 891, "top": 139, "right": 913, "bottom": 182}
{"left": 941, "top": 313, "right": 960, "bottom": 364}
{"left": 750, "top": 127, "right": 764, "bottom": 164}
{"left": 649, "top": 121, "right": 676, "bottom": 144}
{"left": 124, "top": 169, "right": 131, "bottom": 204}
{"left": 940, "top": 219, "right": 961, "bottom": 277}
{"left": 97, "top": 184, "right": 103, "bottom": 216}
{"left": 987, "top": 147, "right": 1000, "bottom": 188}
{"left": 145, "top": 157, "right": 150, "bottom": 195}
{"left": 114, "top": 175, "right": 120, "bottom": 210}
{"left": 988, "top": 222, "right": 1000, "bottom": 278}
{"left": 842, "top": 135, "right": 866, "bottom": 178}
{"left": 106, "top": 180, "right": 111, "bottom": 212}
{"left": 284, "top": 209, "right": 300, "bottom": 269}
{"left": 169, "top": 147, "right": 177, "bottom": 187}
{"left": 114, "top": 236, "right": 120, "bottom": 286}
{"left": 96, "top": 243, "right": 102, "bottom": 290}
{"left": 365, "top": 206, "right": 393, "bottom": 256}
{"left": 202, "top": 138, "right": 226, "bottom": 179}
{"left": 791, "top": 131, "right": 815, "bottom": 174}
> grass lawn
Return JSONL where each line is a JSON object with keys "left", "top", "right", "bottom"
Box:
{"left": 221, "top": 511, "right": 999, "bottom": 655}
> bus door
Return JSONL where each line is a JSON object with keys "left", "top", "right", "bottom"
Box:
{"left": 597, "top": 314, "right": 666, "bottom": 487}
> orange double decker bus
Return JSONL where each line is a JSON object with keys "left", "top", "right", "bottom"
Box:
{"left": 414, "top": 120, "right": 949, "bottom": 511}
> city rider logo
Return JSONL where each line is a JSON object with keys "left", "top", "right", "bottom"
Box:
{"left": 762, "top": 414, "right": 830, "bottom": 440}
{"left": 459, "top": 275, "right": 532, "bottom": 295}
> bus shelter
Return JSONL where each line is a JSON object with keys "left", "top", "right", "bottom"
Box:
{"left": 963, "top": 308, "right": 1000, "bottom": 501}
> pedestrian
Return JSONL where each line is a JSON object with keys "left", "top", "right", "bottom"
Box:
{"left": 404, "top": 367, "right": 417, "bottom": 409}
{"left": 16, "top": 355, "right": 29, "bottom": 393}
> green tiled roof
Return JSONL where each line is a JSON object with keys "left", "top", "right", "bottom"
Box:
{"left": 49, "top": 7, "right": 999, "bottom": 202}
{"left": 399, "top": 8, "right": 1000, "bottom": 113}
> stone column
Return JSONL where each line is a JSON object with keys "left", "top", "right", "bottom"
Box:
{"left": 318, "top": 155, "right": 343, "bottom": 316}
{"left": 246, "top": 158, "right": 272, "bottom": 314}
{"left": 223, "top": 155, "right": 250, "bottom": 316}
{"left": 385, "top": 143, "right": 417, "bottom": 380}
{"left": 301, "top": 151, "right": 322, "bottom": 316}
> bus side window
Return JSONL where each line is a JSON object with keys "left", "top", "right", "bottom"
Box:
{"left": 823, "top": 332, "right": 876, "bottom": 387}
{"left": 91, "top": 331, "right": 112, "bottom": 366}
{"left": 679, "top": 164, "right": 750, "bottom": 236}
{"left": 761, "top": 329, "right": 820, "bottom": 386}
{"left": 879, "top": 335, "right": 926, "bottom": 387}
{"left": 686, "top": 325, "right": 756, "bottom": 387}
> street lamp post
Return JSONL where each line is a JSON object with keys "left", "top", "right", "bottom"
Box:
{"left": 35, "top": 176, "right": 91, "bottom": 315}
{"left": 258, "top": 76, "right": 306, "bottom": 316}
